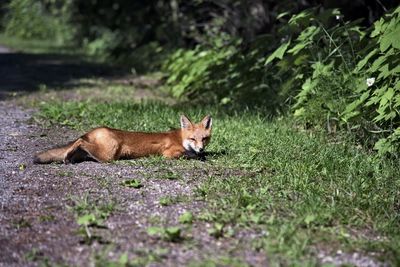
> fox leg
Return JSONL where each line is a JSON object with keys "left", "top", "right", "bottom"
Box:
{"left": 64, "top": 137, "right": 119, "bottom": 163}
{"left": 79, "top": 140, "right": 118, "bottom": 162}
{"left": 64, "top": 138, "right": 103, "bottom": 163}
{"left": 163, "top": 149, "right": 184, "bottom": 159}
{"left": 64, "top": 139, "right": 93, "bottom": 163}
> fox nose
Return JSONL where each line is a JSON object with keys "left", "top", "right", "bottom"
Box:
{"left": 198, "top": 148, "right": 204, "bottom": 153}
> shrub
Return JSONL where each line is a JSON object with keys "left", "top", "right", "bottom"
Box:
{"left": 162, "top": 34, "right": 284, "bottom": 113}
{"left": 3, "top": 0, "right": 73, "bottom": 43}
{"left": 344, "top": 6, "right": 400, "bottom": 155}
{"left": 267, "top": 6, "right": 400, "bottom": 156}
{"left": 163, "top": 41, "right": 236, "bottom": 99}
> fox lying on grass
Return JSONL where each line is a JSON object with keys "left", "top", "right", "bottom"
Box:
{"left": 33, "top": 115, "right": 212, "bottom": 164}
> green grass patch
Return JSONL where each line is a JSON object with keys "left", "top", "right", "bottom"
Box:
{"left": 120, "top": 178, "right": 143, "bottom": 189}
{"left": 0, "top": 33, "right": 81, "bottom": 55}
{"left": 38, "top": 100, "right": 400, "bottom": 264}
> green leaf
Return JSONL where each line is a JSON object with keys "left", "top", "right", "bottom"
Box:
{"left": 341, "top": 111, "right": 360, "bottom": 122}
{"left": 304, "top": 214, "right": 316, "bottom": 225}
{"left": 121, "top": 179, "right": 142, "bottom": 188}
{"left": 371, "top": 18, "right": 385, "bottom": 37}
{"left": 297, "top": 26, "right": 320, "bottom": 41}
{"left": 165, "top": 226, "right": 181, "bottom": 242}
{"left": 377, "top": 64, "right": 390, "bottom": 80}
{"left": 208, "top": 223, "right": 224, "bottom": 238}
{"left": 277, "top": 12, "right": 290, "bottom": 19}
{"left": 374, "top": 138, "right": 395, "bottom": 155}
{"left": 250, "top": 213, "right": 263, "bottom": 224}
{"left": 119, "top": 253, "right": 128, "bottom": 265}
{"left": 380, "top": 25, "right": 400, "bottom": 52}
{"left": 380, "top": 87, "right": 395, "bottom": 107}
{"left": 147, "top": 226, "right": 163, "bottom": 236}
{"left": 288, "top": 42, "right": 307, "bottom": 55}
{"left": 343, "top": 91, "right": 370, "bottom": 116}
{"left": 311, "top": 62, "right": 333, "bottom": 78}
{"left": 288, "top": 10, "right": 312, "bottom": 26}
{"left": 179, "top": 212, "right": 193, "bottom": 224}
{"left": 294, "top": 78, "right": 317, "bottom": 107}
{"left": 369, "top": 55, "right": 387, "bottom": 73}
{"left": 77, "top": 213, "right": 96, "bottom": 226}
{"left": 355, "top": 49, "right": 378, "bottom": 71}
{"left": 265, "top": 41, "right": 291, "bottom": 65}
{"left": 293, "top": 107, "right": 305, "bottom": 117}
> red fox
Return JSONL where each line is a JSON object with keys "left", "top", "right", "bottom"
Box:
{"left": 33, "top": 115, "right": 212, "bottom": 164}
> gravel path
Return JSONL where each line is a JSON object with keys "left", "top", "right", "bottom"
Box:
{"left": 0, "top": 45, "right": 11, "bottom": 53}
{"left": 0, "top": 45, "right": 123, "bottom": 100}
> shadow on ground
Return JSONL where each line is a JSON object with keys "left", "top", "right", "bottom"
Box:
{"left": 0, "top": 50, "right": 128, "bottom": 100}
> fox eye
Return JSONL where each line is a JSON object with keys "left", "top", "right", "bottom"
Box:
{"left": 189, "top": 138, "right": 196, "bottom": 141}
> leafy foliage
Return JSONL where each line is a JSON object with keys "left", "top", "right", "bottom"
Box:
{"left": 163, "top": 37, "right": 236, "bottom": 99}
{"left": 2, "top": 0, "right": 73, "bottom": 42}
{"left": 266, "top": 9, "right": 363, "bottom": 122}
{"left": 266, "top": 7, "right": 400, "bottom": 156}
{"left": 346, "top": 6, "right": 400, "bottom": 155}
{"left": 121, "top": 178, "right": 143, "bottom": 189}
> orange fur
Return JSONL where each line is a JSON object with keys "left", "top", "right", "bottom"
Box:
{"left": 33, "top": 115, "right": 212, "bottom": 164}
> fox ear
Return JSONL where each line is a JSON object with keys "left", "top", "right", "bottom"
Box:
{"left": 201, "top": 115, "right": 212, "bottom": 130}
{"left": 180, "top": 115, "right": 193, "bottom": 129}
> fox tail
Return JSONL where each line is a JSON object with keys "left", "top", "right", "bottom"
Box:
{"left": 33, "top": 143, "right": 72, "bottom": 164}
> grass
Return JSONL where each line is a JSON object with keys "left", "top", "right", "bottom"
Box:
{"left": 37, "top": 99, "right": 400, "bottom": 264}
{"left": 0, "top": 33, "right": 82, "bottom": 55}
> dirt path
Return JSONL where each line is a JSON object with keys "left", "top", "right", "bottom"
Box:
{"left": 0, "top": 44, "right": 124, "bottom": 100}
{"left": 0, "top": 45, "right": 11, "bottom": 53}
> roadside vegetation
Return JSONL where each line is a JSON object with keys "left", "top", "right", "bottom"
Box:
{"left": 1, "top": 0, "right": 400, "bottom": 265}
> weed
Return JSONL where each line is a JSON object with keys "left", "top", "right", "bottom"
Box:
{"left": 159, "top": 195, "right": 190, "bottom": 206}
{"left": 68, "top": 193, "right": 115, "bottom": 244}
{"left": 39, "top": 214, "right": 55, "bottom": 222}
{"left": 12, "top": 218, "right": 31, "bottom": 229}
{"left": 23, "top": 248, "right": 61, "bottom": 266}
{"left": 147, "top": 226, "right": 183, "bottom": 242}
{"left": 179, "top": 211, "right": 193, "bottom": 224}
{"left": 120, "top": 178, "right": 143, "bottom": 189}
{"left": 208, "top": 223, "right": 224, "bottom": 239}
{"left": 189, "top": 257, "right": 250, "bottom": 267}
{"left": 159, "top": 196, "right": 173, "bottom": 206}
{"left": 157, "top": 169, "right": 181, "bottom": 180}
{"left": 58, "top": 171, "right": 73, "bottom": 177}
{"left": 164, "top": 226, "right": 182, "bottom": 242}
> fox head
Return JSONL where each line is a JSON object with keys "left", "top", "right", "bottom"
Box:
{"left": 180, "top": 114, "right": 212, "bottom": 155}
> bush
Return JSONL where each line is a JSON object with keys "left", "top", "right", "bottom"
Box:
{"left": 344, "top": 6, "right": 400, "bottom": 155}
{"left": 163, "top": 39, "right": 236, "bottom": 99}
{"left": 267, "top": 6, "right": 400, "bottom": 156}
{"left": 3, "top": 0, "right": 73, "bottom": 43}
{"left": 163, "top": 34, "right": 285, "bottom": 113}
